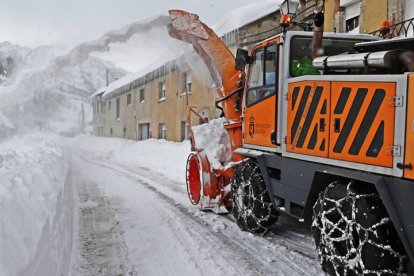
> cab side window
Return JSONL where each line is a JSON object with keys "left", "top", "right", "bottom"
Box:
{"left": 247, "top": 44, "right": 277, "bottom": 106}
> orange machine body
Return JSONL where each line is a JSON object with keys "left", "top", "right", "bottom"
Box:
{"left": 286, "top": 80, "right": 396, "bottom": 168}
{"left": 405, "top": 74, "right": 414, "bottom": 179}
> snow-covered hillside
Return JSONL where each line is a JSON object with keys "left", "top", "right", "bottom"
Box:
{"left": 0, "top": 41, "right": 128, "bottom": 135}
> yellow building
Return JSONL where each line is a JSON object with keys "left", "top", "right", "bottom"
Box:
{"left": 92, "top": 57, "right": 217, "bottom": 142}
{"left": 324, "top": 0, "right": 414, "bottom": 35}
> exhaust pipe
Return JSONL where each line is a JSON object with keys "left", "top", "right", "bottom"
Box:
{"left": 311, "top": 12, "right": 324, "bottom": 59}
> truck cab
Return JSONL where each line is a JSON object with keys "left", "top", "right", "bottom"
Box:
{"left": 242, "top": 31, "right": 377, "bottom": 153}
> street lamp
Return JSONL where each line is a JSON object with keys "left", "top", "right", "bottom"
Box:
{"left": 279, "top": 0, "right": 312, "bottom": 31}
{"left": 280, "top": 0, "right": 300, "bottom": 17}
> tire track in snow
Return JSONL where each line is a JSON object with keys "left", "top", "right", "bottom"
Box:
{"left": 76, "top": 177, "right": 137, "bottom": 275}
{"left": 75, "top": 154, "right": 268, "bottom": 275}
{"left": 99, "top": 157, "right": 318, "bottom": 263}
{"left": 75, "top": 153, "right": 322, "bottom": 276}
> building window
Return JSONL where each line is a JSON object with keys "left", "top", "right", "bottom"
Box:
{"left": 158, "top": 81, "right": 166, "bottom": 100}
{"left": 116, "top": 98, "right": 120, "bottom": 120}
{"left": 181, "top": 121, "right": 189, "bottom": 141}
{"left": 123, "top": 127, "right": 127, "bottom": 139}
{"left": 127, "top": 93, "right": 132, "bottom": 106}
{"left": 346, "top": 16, "right": 359, "bottom": 32}
{"left": 183, "top": 72, "right": 192, "bottom": 93}
{"left": 96, "top": 102, "right": 99, "bottom": 113}
{"left": 108, "top": 100, "right": 111, "bottom": 111}
{"left": 158, "top": 123, "right": 166, "bottom": 139}
{"left": 139, "top": 88, "right": 145, "bottom": 103}
{"left": 343, "top": 1, "right": 360, "bottom": 33}
{"left": 139, "top": 123, "right": 150, "bottom": 140}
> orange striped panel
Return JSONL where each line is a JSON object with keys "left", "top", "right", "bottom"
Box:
{"left": 286, "top": 81, "right": 330, "bottom": 157}
{"left": 329, "top": 82, "right": 396, "bottom": 167}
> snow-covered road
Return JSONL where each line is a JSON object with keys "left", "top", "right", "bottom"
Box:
{"left": 69, "top": 142, "right": 323, "bottom": 276}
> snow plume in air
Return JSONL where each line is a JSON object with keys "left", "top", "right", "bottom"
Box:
{"left": 0, "top": 14, "right": 177, "bottom": 136}
{"left": 58, "top": 14, "right": 171, "bottom": 64}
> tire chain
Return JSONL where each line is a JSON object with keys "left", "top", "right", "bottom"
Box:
{"left": 231, "top": 160, "right": 278, "bottom": 234}
{"left": 312, "top": 181, "right": 407, "bottom": 275}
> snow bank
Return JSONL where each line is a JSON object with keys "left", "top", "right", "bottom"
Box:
{"left": 192, "top": 118, "right": 232, "bottom": 169}
{"left": 71, "top": 135, "right": 191, "bottom": 183}
{"left": 0, "top": 133, "right": 73, "bottom": 276}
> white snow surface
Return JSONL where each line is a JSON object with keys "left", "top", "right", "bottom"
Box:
{"left": 192, "top": 118, "right": 232, "bottom": 169}
{"left": 0, "top": 133, "right": 72, "bottom": 276}
{"left": 71, "top": 135, "right": 190, "bottom": 183}
{"left": 214, "top": 0, "right": 283, "bottom": 36}
{"left": 0, "top": 133, "right": 321, "bottom": 275}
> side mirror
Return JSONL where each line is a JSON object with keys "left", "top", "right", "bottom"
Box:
{"left": 235, "top": 48, "right": 250, "bottom": 71}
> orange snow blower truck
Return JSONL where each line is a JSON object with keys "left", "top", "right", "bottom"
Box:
{"left": 168, "top": 9, "right": 414, "bottom": 275}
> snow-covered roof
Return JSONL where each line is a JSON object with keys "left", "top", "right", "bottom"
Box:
{"left": 214, "top": 0, "right": 283, "bottom": 36}
{"left": 93, "top": 53, "right": 181, "bottom": 100}
{"left": 0, "top": 112, "right": 15, "bottom": 129}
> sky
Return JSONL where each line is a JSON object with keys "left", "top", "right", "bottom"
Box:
{"left": 0, "top": 0, "right": 259, "bottom": 48}
{"left": 0, "top": 0, "right": 274, "bottom": 72}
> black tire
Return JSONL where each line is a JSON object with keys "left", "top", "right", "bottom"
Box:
{"left": 311, "top": 180, "right": 408, "bottom": 275}
{"left": 231, "top": 160, "right": 278, "bottom": 234}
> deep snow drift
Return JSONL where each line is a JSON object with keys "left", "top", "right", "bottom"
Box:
{"left": 0, "top": 134, "right": 72, "bottom": 276}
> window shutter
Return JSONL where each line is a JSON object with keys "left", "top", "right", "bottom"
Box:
{"left": 345, "top": 1, "right": 361, "bottom": 20}
{"left": 405, "top": 0, "right": 414, "bottom": 20}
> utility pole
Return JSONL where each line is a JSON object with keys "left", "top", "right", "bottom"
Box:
{"left": 106, "top": 68, "right": 109, "bottom": 86}
{"left": 81, "top": 102, "right": 85, "bottom": 132}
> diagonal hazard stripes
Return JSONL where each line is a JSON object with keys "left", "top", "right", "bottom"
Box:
{"left": 287, "top": 81, "right": 395, "bottom": 167}
{"left": 329, "top": 83, "right": 395, "bottom": 168}
{"left": 287, "top": 82, "right": 329, "bottom": 157}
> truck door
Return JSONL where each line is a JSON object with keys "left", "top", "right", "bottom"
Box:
{"left": 329, "top": 82, "right": 396, "bottom": 167}
{"left": 244, "top": 42, "right": 279, "bottom": 149}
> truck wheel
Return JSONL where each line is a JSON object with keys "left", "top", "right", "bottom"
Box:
{"left": 312, "top": 180, "right": 407, "bottom": 275}
{"left": 231, "top": 160, "right": 278, "bottom": 234}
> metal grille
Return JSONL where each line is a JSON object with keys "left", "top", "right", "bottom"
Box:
{"left": 370, "top": 17, "right": 414, "bottom": 37}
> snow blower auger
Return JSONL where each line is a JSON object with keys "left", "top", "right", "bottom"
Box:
{"left": 169, "top": 10, "right": 245, "bottom": 214}
{"left": 184, "top": 108, "right": 234, "bottom": 213}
